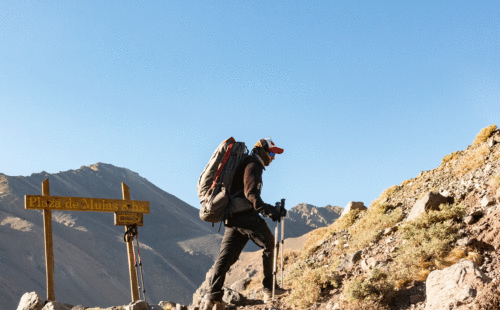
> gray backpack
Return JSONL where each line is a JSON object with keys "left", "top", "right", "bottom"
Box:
{"left": 197, "top": 137, "right": 249, "bottom": 224}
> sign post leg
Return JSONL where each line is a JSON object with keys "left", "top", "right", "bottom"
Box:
{"left": 42, "top": 178, "right": 55, "bottom": 301}
{"left": 122, "top": 183, "right": 140, "bottom": 302}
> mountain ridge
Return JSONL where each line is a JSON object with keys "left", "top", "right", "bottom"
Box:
{"left": 1, "top": 163, "right": 343, "bottom": 309}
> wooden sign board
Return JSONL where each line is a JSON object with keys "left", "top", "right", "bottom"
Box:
{"left": 25, "top": 195, "right": 150, "bottom": 214}
{"left": 115, "top": 212, "right": 144, "bottom": 226}
{"left": 26, "top": 180, "right": 147, "bottom": 303}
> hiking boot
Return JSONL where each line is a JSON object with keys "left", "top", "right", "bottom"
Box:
{"left": 200, "top": 298, "right": 226, "bottom": 310}
{"left": 263, "top": 286, "right": 287, "bottom": 303}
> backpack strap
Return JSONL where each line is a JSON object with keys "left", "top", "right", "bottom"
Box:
{"left": 210, "top": 138, "right": 235, "bottom": 190}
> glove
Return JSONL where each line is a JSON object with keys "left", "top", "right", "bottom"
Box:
{"left": 281, "top": 208, "right": 287, "bottom": 218}
{"left": 270, "top": 208, "right": 281, "bottom": 222}
{"left": 261, "top": 203, "right": 282, "bottom": 222}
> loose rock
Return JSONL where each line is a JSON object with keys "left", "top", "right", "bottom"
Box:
{"left": 16, "top": 292, "right": 44, "bottom": 310}
{"left": 341, "top": 201, "right": 367, "bottom": 217}
{"left": 425, "top": 259, "right": 490, "bottom": 310}
{"left": 406, "top": 191, "right": 454, "bottom": 222}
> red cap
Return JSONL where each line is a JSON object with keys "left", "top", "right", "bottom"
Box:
{"left": 255, "top": 138, "right": 284, "bottom": 154}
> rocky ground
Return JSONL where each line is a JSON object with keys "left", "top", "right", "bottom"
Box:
{"left": 196, "top": 127, "right": 500, "bottom": 310}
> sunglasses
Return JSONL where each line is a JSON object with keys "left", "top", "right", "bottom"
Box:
{"left": 269, "top": 151, "right": 275, "bottom": 159}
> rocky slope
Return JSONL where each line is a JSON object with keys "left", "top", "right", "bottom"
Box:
{"left": 185, "top": 125, "right": 500, "bottom": 310}
{"left": 269, "top": 125, "right": 500, "bottom": 310}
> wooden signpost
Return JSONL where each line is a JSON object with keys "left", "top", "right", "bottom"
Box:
{"left": 24, "top": 179, "right": 150, "bottom": 303}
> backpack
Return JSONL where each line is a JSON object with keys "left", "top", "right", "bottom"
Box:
{"left": 197, "top": 137, "right": 249, "bottom": 224}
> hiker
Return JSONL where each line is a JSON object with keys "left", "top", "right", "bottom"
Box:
{"left": 201, "top": 138, "right": 286, "bottom": 309}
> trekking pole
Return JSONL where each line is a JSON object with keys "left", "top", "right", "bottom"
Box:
{"left": 135, "top": 230, "right": 147, "bottom": 302}
{"left": 272, "top": 201, "right": 280, "bottom": 302}
{"left": 124, "top": 225, "right": 143, "bottom": 301}
{"left": 280, "top": 198, "right": 286, "bottom": 288}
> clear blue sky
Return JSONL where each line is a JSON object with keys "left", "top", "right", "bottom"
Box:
{"left": 1, "top": 1, "right": 499, "bottom": 210}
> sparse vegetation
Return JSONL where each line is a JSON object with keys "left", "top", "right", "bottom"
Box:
{"left": 286, "top": 263, "right": 340, "bottom": 308}
{"left": 286, "top": 210, "right": 364, "bottom": 308}
{"left": 473, "top": 124, "right": 497, "bottom": 146}
{"left": 392, "top": 203, "right": 466, "bottom": 286}
{"left": 370, "top": 185, "right": 399, "bottom": 207}
{"left": 255, "top": 125, "right": 498, "bottom": 309}
{"left": 303, "top": 209, "right": 361, "bottom": 256}
{"left": 455, "top": 143, "right": 490, "bottom": 177}
{"left": 345, "top": 268, "right": 394, "bottom": 303}
{"left": 441, "top": 150, "right": 461, "bottom": 164}
{"left": 348, "top": 203, "right": 403, "bottom": 251}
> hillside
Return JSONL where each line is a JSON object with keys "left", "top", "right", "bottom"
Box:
{"left": 266, "top": 125, "right": 500, "bottom": 310}
{"left": 185, "top": 125, "right": 500, "bottom": 310}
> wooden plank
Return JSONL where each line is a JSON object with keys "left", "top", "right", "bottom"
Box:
{"left": 114, "top": 212, "right": 143, "bottom": 226}
{"left": 42, "top": 179, "right": 55, "bottom": 301}
{"left": 123, "top": 183, "right": 140, "bottom": 302}
{"left": 25, "top": 195, "right": 149, "bottom": 214}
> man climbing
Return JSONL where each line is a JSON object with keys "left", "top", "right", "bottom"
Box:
{"left": 201, "top": 138, "right": 286, "bottom": 310}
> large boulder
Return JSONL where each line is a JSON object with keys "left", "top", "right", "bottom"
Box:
{"left": 340, "top": 202, "right": 366, "bottom": 217}
{"left": 406, "top": 191, "right": 454, "bottom": 222}
{"left": 425, "top": 259, "right": 491, "bottom": 310}
{"left": 16, "top": 292, "right": 44, "bottom": 310}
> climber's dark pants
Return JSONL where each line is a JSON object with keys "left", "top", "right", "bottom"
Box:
{"left": 208, "top": 212, "right": 275, "bottom": 301}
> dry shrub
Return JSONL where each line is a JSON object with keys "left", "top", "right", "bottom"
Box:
{"left": 348, "top": 203, "right": 403, "bottom": 251}
{"left": 466, "top": 251, "right": 484, "bottom": 266}
{"left": 439, "top": 247, "right": 483, "bottom": 266}
{"left": 344, "top": 269, "right": 394, "bottom": 304}
{"left": 286, "top": 210, "right": 363, "bottom": 308}
{"left": 370, "top": 185, "right": 399, "bottom": 207}
{"left": 333, "top": 209, "right": 362, "bottom": 231}
{"left": 441, "top": 151, "right": 461, "bottom": 164}
{"left": 392, "top": 203, "right": 466, "bottom": 286}
{"left": 455, "top": 143, "right": 490, "bottom": 177}
{"left": 445, "top": 247, "right": 468, "bottom": 262}
{"left": 473, "top": 124, "right": 497, "bottom": 146}
{"left": 285, "top": 263, "right": 340, "bottom": 308}
{"left": 472, "top": 281, "right": 500, "bottom": 310}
